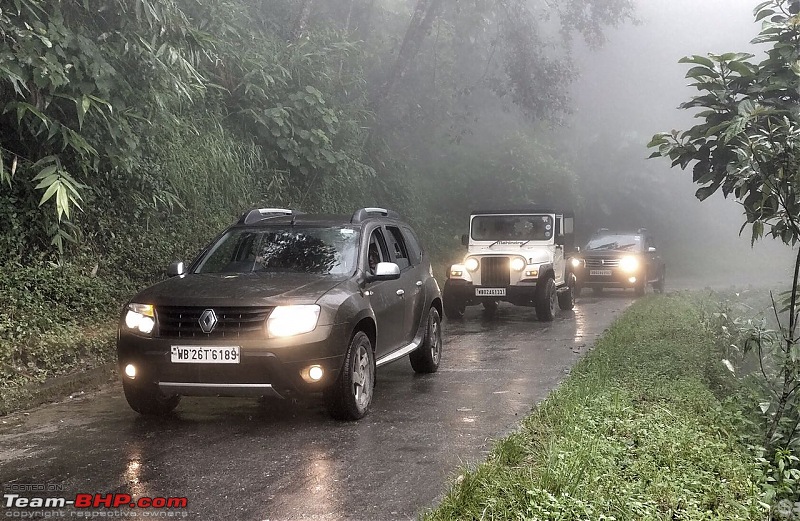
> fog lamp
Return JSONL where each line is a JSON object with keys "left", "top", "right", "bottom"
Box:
{"left": 628, "top": 276, "right": 637, "bottom": 283}
{"left": 450, "top": 269, "right": 463, "bottom": 277}
{"left": 301, "top": 364, "right": 325, "bottom": 383}
{"left": 525, "top": 269, "right": 539, "bottom": 277}
{"left": 124, "top": 364, "right": 136, "bottom": 379}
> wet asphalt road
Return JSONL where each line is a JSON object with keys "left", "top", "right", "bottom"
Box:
{"left": 0, "top": 293, "right": 634, "bottom": 521}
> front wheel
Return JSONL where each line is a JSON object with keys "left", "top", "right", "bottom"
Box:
{"left": 122, "top": 380, "right": 180, "bottom": 416}
{"left": 409, "top": 307, "right": 442, "bottom": 373}
{"left": 654, "top": 267, "right": 666, "bottom": 294}
{"left": 443, "top": 290, "right": 465, "bottom": 320}
{"left": 535, "top": 278, "right": 557, "bottom": 321}
{"left": 326, "top": 331, "right": 375, "bottom": 421}
{"left": 558, "top": 275, "right": 576, "bottom": 311}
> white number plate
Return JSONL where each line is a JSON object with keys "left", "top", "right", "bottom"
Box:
{"left": 170, "top": 346, "right": 240, "bottom": 364}
{"left": 590, "top": 269, "right": 613, "bottom": 276}
{"left": 476, "top": 288, "right": 506, "bottom": 297}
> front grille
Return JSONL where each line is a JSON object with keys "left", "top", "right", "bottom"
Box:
{"left": 480, "top": 257, "right": 510, "bottom": 286}
{"left": 585, "top": 258, "right": 620, "bottom": 268}
{"left": 157, "top": 306, "right": 273, "bottom": 339}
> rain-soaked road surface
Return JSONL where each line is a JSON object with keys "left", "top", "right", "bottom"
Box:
{"left": 0, "top": 293, "right": 634, "bottom": 520}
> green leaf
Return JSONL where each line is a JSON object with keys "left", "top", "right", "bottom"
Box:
{"left": 679, "top": 55, "right": 715, "bottom": 68}
{"left": 685, "top": 66, "right": 718, "bottom": 79}
{"left": 695, "top": 185, "right": 718, "bottom": 201}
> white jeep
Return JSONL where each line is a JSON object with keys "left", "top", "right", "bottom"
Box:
{"left": 443, "top": 209, "right": 577, "bottom": 321}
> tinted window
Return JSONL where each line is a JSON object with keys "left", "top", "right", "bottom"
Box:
{"left": 367, "top": 228, "right": 390, "bottom": 274}
{"left": 196, "top": 227, "right": 359, "bottom": 275}
{"left": 401, "top": 226, "right": 422, "bottom": 264}
{"left": 386, "top": 226, "right": 410, "bottom": 270}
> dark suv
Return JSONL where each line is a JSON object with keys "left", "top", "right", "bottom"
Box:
{"left": 571, "top": 228, "right": 665, "bottom": 296}
{"left": 117, "top": 207, "right": 443, "bottom": 420}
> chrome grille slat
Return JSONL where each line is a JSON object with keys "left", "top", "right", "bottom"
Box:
{"left": 480, "top": 257, "right": 510, "bottom": 286}
{"left": 156, "top": 306, "right": 273, "bottom": 339}
{"left": 585, "top": 258, "right": 620, "bottom": 268}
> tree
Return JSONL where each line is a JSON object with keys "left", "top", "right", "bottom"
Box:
{"left": 648, "top": 0, "right": 800, "bottom": 453}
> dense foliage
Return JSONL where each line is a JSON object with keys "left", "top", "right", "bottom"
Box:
{"left": 649, "top": 0, "right": 800, "bottom": 507}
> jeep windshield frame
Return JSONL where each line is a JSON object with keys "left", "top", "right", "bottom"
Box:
{"left": 193, "top": 225, "right": 360, "bottom": 275}
{"left": 469, "top": 214, "right": 554, "bottom": 242}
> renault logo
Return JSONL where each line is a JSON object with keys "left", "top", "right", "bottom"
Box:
{"left": 199, "top": 309, "right": 217, "bottom": 334}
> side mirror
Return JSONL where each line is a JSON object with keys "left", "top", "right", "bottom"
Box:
{"left": 648, "top": 246, "right": 656, "bottom": 253}
{"left": 575, "top": 246, "right": 581, "bottom": 253}
{"left": 461, "top": 234, "right": 469, "bottom": 246}
{"left": 167, "top": 261, "right": 186, "bottom": 277}
{"left": 555, "top": 235, "right": 565, "bottom": 246}
{"left": 367, "top": 262, "right": 401, "bottom": 282}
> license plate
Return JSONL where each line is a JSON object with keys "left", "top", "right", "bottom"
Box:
{"left": 170, "top": 345, "right": 240, "bottom": 364}
{"left": 590, "top": 269, "right": 613, "bottom": 276}
{"left": 476, "top": 288, "right": 506, "bottom": 297}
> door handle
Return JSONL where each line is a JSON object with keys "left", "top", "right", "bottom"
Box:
{"left": 396, "top": 289, "right": 405, "bottom": 296}
{"left": 416, "top": 281, "right": 423, "bottom": 287}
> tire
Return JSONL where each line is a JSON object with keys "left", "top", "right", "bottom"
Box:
{"left": 326, "top": 331, "right": 375, "bottom": 421}
{"left": 409, "top": 307, "right": 442, "bottom": 373}
{"left": 654, "top": 267, "right": 666, "bottom": 294}
{"left": 443, "top": 291, "right": 465, "bottom": 320}
{"left": 558, "top": 275, "right": 576, "bottom": 311}
{"left": 482, "top": 300, "right": 498, "bottom": 313}
{"left": 535, "top": 277, "right": 557, "bottom": 321}
{"left": 635, "top": 277, "right": 646, "bottom": 296}
{"left": 122, "top": 380, "right": 180, "bottom": 416}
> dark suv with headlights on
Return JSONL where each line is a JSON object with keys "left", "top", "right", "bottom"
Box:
{"left": 117, "top": 207, "right": 443, "bottom": 421}
{"left": 571, "top": 229, "right": 665, "bottom": 296}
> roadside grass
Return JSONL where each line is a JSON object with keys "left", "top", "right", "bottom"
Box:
{"left": 423, "top": 293, "right": 765, "bottom": 521}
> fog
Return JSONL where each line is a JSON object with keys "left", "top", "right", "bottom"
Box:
{"left": 568, "top": 0, "right": 795, "bottom": 288}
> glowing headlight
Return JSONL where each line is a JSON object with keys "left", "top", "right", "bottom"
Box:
{"left": 124, "top": 303, "right": 155, "bottom": 334}
{"left": 571, "top": 258, "right": 583, "bottom": 268}
{"left": 267, "top": 305, "right": 321, "bottom": 337}
{"left": 510, "top": 257, "right": 526, "bottom": 272}
{"left": 619, "top": 256, "right": 639, "bottom": 273}
{"left": 465, "top": 258, "right": 479, "bottom": 272}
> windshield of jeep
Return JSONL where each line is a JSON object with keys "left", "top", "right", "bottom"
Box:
{"left": 470, "top": 215, "right": 554, "bottom": 241}
{"left": 585, "top": 234, "right": 642, "bottom": 252}
{"left": 195, "top": 227, "right": 359, "bottom": 275}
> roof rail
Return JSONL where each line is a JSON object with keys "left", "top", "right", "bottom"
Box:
{"left": 351, "top": 207, "right": 400, "bottom": 223}
{"left": 637, "top": 227, "right": 648, "bottom": 234}
{"left": 239, "top": 208, "right": 293, "bottom": 225}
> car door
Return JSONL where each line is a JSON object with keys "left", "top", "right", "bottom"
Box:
{"left": 364, "top": 227, "right": 406, "bottom": 359}
{"left": 388, "top": 225, "right": 427, "bottom": 345}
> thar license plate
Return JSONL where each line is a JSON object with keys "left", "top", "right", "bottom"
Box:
{"left": 590, "top": 269, "right": 613, "bottom": 276}
{"left": 170, "top": 345, "right": 240, "bottom": 364}
{"left": 476, "top": 288, "right": 506, "bottom": 297}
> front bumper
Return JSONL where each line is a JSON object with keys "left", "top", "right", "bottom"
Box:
{"left": 117, "top": 323, "right": 351, "bottom": 399}
{"left": 575, "top": 268, "right": 643, "bottom": 289}
{"left": 444, "top": 279, "right": 541, "bottom": 306}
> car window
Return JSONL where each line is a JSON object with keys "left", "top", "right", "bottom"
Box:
{"left": 367, "top": 228, "right": 390, "bottom": 275}
{"left": 471, "top": 215, "right": 553, "bottom": 241}
{"left": 585, "top": 234, "right": 642, "bottom": 252}
{"left": 400, "top": 226, "right": 422, "bottom": 264}
{"left": 386, "top": 226, "right": 411, "bottom": 270}
{"left": 195, "top": 226, "right": 359, "bottom": 275}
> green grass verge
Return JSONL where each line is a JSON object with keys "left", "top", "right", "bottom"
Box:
{"left": 423, "top": 293, "right": 765, "bottom": 521}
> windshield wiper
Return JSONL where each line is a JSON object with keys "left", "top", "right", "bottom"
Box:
{"left": 519, "top": 240, "right": 531, "bottom": 247}
{"left": 589, "top": 242, "right": 617, "bottom": 251}
{"left": 617, "top": 243, "right": 637, "bottom": 250}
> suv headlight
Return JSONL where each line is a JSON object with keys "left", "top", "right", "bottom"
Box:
{"left": 510, "top": 257, "right": 526, "bottom": 272}
{"left": 124, "top": 303, "right": 156, "bottom": 335}
{"left": 464, "top": 258, "right": 479, "bottom": 272}
{"left": 571, "top": 258, "right": 583, "bottom": 268}
{"left": 267, "top": 305, "right": 321, "bottom": 337}
{"left": 620, "top": 256, "right": 639, "bottom": 273}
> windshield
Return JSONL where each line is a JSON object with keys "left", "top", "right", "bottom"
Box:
{"left": 470, "top": 215, "right": 553, "bottom": 241}
{"left": 585, "top": 234, "right": 642, "bottom": 252}
{"left": 195, "top": 226, "right": 359, "bottom": 275}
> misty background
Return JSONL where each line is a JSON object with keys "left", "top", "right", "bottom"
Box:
{"left": 568, "top": 0, "right": 795, "bottom": 287}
